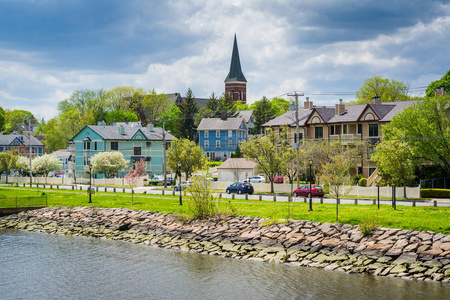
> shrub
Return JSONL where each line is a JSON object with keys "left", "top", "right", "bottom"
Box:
{"left": 353, "top": 174, "right": 363, "bottom": 184}
{"left": 420, "top": 188, "right": 450, "bottom": 198}
{"left": 359, "top": 214, "right": 380, "bottom": 236}
{"left": 208, "top": 161, "right": 223, "bottom": 167}
{"left": 186, "top": 177, "right": 219, "bottom": 219}
{"left": 358, "top": 177, "right": 367, "bottom": 187}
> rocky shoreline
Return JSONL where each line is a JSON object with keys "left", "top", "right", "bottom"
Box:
{"left": 1, "top": 206, "right": 449, "bottom": 283}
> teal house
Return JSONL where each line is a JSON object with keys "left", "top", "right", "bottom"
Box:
{"left": 70, "top": 122, "right": 174, "bottom": 178}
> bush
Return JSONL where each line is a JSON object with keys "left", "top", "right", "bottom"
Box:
{"left": 208, "top": 161, "right": 223, "bottom": 167}
{"left": 420, "top": 188, "right": 450, "bottom": 198}
{"left": 186, "top": 177, "right": 219, "bottom": 219}
{"left": 145, "top": 180, "right": 160, "bottom": 186}
{"left": 358, "top": 177, "right": 367, "bottom": 187}
{"left": 359, "top": 214, "right": 380, "bottom": 236}
{"left": 353, "top": 174, "right": 363, "bottom": 184}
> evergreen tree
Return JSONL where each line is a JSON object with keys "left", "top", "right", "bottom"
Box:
{"left": 253, "top": 96, "right": 276, "bottom": 134}
{"left": 218, "top": 92, "right": 239, "bottom": 118}
{"left": 174, "top": 88, "right": 199, "bottom": 141}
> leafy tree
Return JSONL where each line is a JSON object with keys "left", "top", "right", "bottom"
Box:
{"left": 319, "top": 148, "right": 356, "bottom": 221}
{"left": 355, "top": 76, "right": 409, "bottom": 104}
{"left": 167, "top": 138, "right": 207, "bottom": 180}
{"left": 382, "top": 96, "right": 450, "bottom": 176}
{"left": 33, "top": 154, "right": 62, "bottom": 183}
{"left": 0, "top": 106, "right": 5, "bottom": 132}
{"left": 42, "top": 107, "right": 92, "bottom": 152}
{"left": 372, "top": 136, "right": 415, "bottom": 196}
{"left": 3, "top": 109, "right": 37, "bottom": 134}
{"left": 125, "top": 159, "right": 147, "bottom": 204}
{"left": 425, "top": 69, "right": 450, "bottom": 98}
{"left": 155, "top": 104, "right": 181, "bottom": 133}
{"left": 58, "top": 89, "right": 107, "bottom": 118}
{"left": 105, "top": 109, "right": 139, "bottom": 125}
{"left": 235, "top": 102, "right": 250, "bottom": 111}
{"left": 230, "top": 144, "right": 242, "bottom": 158}
{"left": 252, "top": 96, "right": 276, "bottom": 134}
{"left": 240, "top": 127, "right": 292, "bottom": 193}
{"left": 105, "top": 86, "right": 144, "bottom": 111}
{"left": 133, "top": 89, "right": 169, "bottom": 126}
{"left": 91, "top": 152, "right": 128, "bottom": 178}
{"left": 218, "top": 92, "right": 239, "bottom": 118}
{"left": 173, "top": 89, "right": 199, "bottom": 141}
{"left": 0, "top": 151, "right": 18, "bottom": 183}
{"left": 271, "top": 97, "right": 290, "bottom": 116}
{"left": 206, "top": 92, "right": 220, "bottom": 114}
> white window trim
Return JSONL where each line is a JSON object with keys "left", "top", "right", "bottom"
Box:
{"left": 205, "top": 131, "right": 209, "bottom": 138}
{"left": 216, "top": 130, "right": 220, "bottom": 138}
{"left": 216, "top": 140, "right": 220, "bottom": 147}
{"left": 228, "top": 130, "right": 232, "bottom": 138}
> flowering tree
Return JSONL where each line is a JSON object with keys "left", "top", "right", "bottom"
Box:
{"left": 0, "top": 151, "right": 18, "bottom": 183}
{"left": 91, "top": 152, "right": 127, "bottom": 178}
{"left": 33, "top": 154, "right": 62, "bottom": 184}
{"left": 16, "top": 155, "right": 31, "bottom": 174}
{"left": 125, "top": 159, "right": 147, "bottom": 204}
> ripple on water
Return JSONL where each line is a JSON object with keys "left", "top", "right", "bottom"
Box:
{"left": 0, "top": 229, "right": 449, "bottom": 300}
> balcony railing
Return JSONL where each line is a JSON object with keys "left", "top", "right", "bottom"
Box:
{"left": 329, "top": 134, "right": 362, "bottom": 143}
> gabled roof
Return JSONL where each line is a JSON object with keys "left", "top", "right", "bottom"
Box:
{"left": 378, "top": 100, "right": 419, "bottom": 122}
{"left": 73, "top": 125, "right": 174, "bottom": 142}
{"left": 50, "top": 149, "right": 70, "bottom": 158}
{"left": 225, "top": 34, "right": 247, "bottom": 83}
{"left": 0, "top": 134, "right": 43, "bottom": 146}
{"left": 217, "top": 158, "right": 257, "bottom": 170}
{"left": 238, "top": 110, "right": 253, "bottom": 123}
{"left": 197, "top": 118, "right": 247, "bottom": 131}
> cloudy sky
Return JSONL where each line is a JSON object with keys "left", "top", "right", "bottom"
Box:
{"left": 1, "top": 0, "right": 450, "bottom": 120}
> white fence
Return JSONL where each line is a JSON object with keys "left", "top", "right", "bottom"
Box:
{"left": 1, "top": 176, "right": 147, "bottom": 187}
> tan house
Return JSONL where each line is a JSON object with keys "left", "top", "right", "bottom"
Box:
{"left": 217, "top": 158, "right": 258, "bottom": 182}
{"left": 262, "top": 98, "right": 419, "bottom": 180}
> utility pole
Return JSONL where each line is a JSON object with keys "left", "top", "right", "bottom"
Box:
{"left": 288, "top": 92, "right": 304, "bottom": 189}
{"left": 162, "top": 120, "right": 167, "bottom": 188}
{"left": 28, "top": 118, "right": 32, "bottom": 185}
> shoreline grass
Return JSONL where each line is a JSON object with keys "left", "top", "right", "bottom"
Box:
{"left": 0, "top": 186, "right": 449, "bottom": 234}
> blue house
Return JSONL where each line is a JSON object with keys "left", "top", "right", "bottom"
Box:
{"left": 197, "top": 117, "right": 248, "bottom": 161}
{"left": 70, "top": 122, "right": 174, "bottom": 178}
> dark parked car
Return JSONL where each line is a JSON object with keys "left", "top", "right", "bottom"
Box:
{"left": 293, "top": 185, "right": 324, "bottom": 197}
{"left": 226, "top": 182, "right": 254, "bottom": 195}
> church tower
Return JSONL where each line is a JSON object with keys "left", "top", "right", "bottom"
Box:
{"left": 225, "top": 34, "right": 247, "bottom": 104}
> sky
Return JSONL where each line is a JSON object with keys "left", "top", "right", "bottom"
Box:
{"left": 1, "top": 0, "right": 450, "bottom": 120}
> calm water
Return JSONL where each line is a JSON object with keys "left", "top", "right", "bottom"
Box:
{"left": 0, "top": 230, "right": 449, "bottom": 300}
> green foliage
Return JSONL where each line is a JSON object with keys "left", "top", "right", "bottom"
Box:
{"left": 0, "top": 106, "right": 5, "bottom": 131}
{"left": 358, "top": 177, "right": 367, "bottom": 187}
{"left": 271, "top": 97, "right": 290, "bottom": 116}
{"left": 218, "top": 92, "right": 239, "bottom": 118}
{"left": 155, "top": 104, "right": 181, "bottom": 133}
{"left": 167, "top": 138, "right": 208, "bottom": 179}
{"left": 355, "top": 76, "right": 409, "bottom": 104}
{"left": 3, "top": 109, "right": 37, "bottom": 134}
{"left": 251, "top": 96, "right": 276, "bottom": 134}
{"left": 382, "top": 96, "right": 450, "bottom": 176}
{"left": 425, "top": 69, "right": 450, "bottom": 98}
{"left": 207, "top": 161, "right": 222, "bottom": 167}
{"left": 353, "top": 174, "right": 363, "bottom": 184}
{"left": 420, "top": 188, "right": 450, "bottom": 198}
{"left": 241, "top": 127, "right": 293, "bottom": 193}
{"left": 230, "top": 144, "right": 242, "bottom": 158}
{"left": 173, "top": 88, "right": 199, "bottom": 141}
{"left": 359, "top": 214, "right": 380, "bottom": 236}
{"left": 185, "top": 177, "right": 219, "bottom": 219}
{"left": 132, "top": 89, "right": 169, "bottom": 126}
{"left": 0, "top": 152, "right": 18, "bottom": 183}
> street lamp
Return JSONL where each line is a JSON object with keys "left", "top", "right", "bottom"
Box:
{"left": 88, "top": 163, "right": 92, "bottom": 203}
{"left": 178, "top": 161, "right": 182, "bottom": 206}
{"left": 308, "top": 158, "right": 313, "bottom": 211}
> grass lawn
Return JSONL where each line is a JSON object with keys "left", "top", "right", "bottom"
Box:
{"left": 1, "top": 186, "right": 449, "bottom": 234}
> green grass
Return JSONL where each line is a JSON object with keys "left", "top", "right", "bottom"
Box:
{"left": 1, "top": 186, "right": 449, "bottom": 234}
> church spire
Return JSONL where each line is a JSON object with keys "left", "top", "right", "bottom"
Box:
{"left": 225, "top": 34, "right": 247, "bottom": 103}
{"left": 225, "top": 34, "right": 247, "bottom": 83}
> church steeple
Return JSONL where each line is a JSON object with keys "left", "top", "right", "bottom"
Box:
{"left": 225, "top": 34, "right": 247, "bottom": 103}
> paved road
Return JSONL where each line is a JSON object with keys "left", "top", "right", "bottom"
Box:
{"left": 8, "top": 183, "right": 450, "bottom": 207}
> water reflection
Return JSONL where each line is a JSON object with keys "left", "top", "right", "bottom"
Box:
{"left": 0, "top": 230, "right": 448, "bottom": 300}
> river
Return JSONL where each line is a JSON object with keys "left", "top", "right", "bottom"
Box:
{"left": 0, "top": 230, "right": 448, "bottom": 299}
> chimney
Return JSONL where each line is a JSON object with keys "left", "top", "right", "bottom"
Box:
{"left": 147, "top": 123, "right": 154, "bottom": 131}
{"left": 436, "top": 87, "right": 447, "bottom": 96}
{"left": 372, "top": 97, "right": 381, "bottom": 104}
{"left": 124, "top": 117, "right": 128, "bottom": 124}
{"left": 335, "top": 99, "right": 345, "bottom": 115}
{"left": 304, "top": 97, "right": 313, "bottom": 110}
{"left": 220, "top": 111, "right": 227, "bottom": 120}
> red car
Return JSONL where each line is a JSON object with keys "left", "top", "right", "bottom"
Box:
{"left": 293, "top": 185, "right": 324, "bottom": 197}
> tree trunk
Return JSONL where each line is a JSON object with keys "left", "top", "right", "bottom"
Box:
{"left": 404, "top": 185, "right": 407, "bottom": 199}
